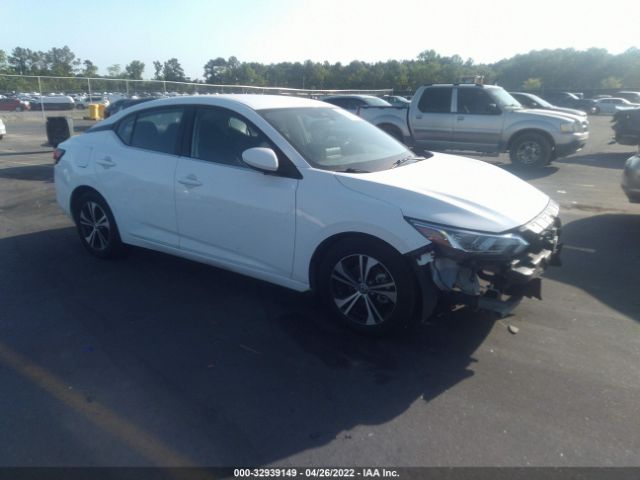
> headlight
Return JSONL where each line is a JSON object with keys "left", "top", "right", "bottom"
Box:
{"left": 406, "top": 219, "right": 529, "bottom": 256}
{"left": 559, "top": 122, "right": 578, "bottom": 133}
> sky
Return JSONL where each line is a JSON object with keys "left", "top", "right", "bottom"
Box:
{"left": 1, "top": 0, "right": 639, "bottom": 80}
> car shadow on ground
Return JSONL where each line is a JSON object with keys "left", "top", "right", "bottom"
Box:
{"left": 546, "top": 213, "right": 640, "bottom": 322}
{"left": 0, "top": 227, "right": 498, "bottom": 465}
{"left": 0, "top": 163, "right": 53, "bottom": 182}
{"left": 554, "top": 151, "right": 636, "bottom": 169}
{"left": 499, "top": 164, "right": 559, "bottom": 180}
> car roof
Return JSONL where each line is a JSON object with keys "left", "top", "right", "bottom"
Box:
{"left": 97, "top": 94, "right": 334, "bottom": 124}
{"left": 322, "top": 94, "right": 382, "bottom": 100}
{"left": 129, "top": 94, "right": 329, "bottom": 111}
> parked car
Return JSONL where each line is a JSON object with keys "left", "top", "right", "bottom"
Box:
{"left": 32, "top": 95, "right": 75, "bottom": 111}
{"left": 621, "top": 152, "right": 640, "bottom": 203}
{"left": 383, "top": 95, "right": 411, "bottom": 107}
{"left": 509, "top": 92, "right": 586, "bottom": 118}
{"left": 541, "top": 92, "right": 597, "bottom": 114}
{"left": 321, "top": 94, "right": 391, "bottom": 113}
{"left": 612, "top": 107, "right": 640, "bottom": 145}
{"left": 0, "top": 98, "right": 31, "bottom": 111}
{"left": 615, "top": 91, "right": 640, "bottom": 103}
{"left": 104, "top": 97, "right": 157, "bottom": 118}
{"left": 0, "top": 118, "right": 5, "bottom": 140}
{"left": 54, "top": 95, "right": 561, "bottom": 335}
{"left": 357, "top": 82, "right": 589, "bottom": 167}
{"left": 75, "top": 96, "right": 109, "bottom": 109}
{"left": 594, "top": 97, "right": 640, "bottom": 115}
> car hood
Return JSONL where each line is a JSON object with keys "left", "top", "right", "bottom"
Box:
{"left": 335, "top": 153, "right": 550, "bottom": 233}
{"left": 546, "top": 106, "right": 587, "bottom": 117}
{"left": 511, "top": 107, "right": 584, "bottom": 123}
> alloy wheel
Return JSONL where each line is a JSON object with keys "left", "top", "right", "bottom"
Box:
{"left": 516, "top": 141, "right": 542, "bottom": 165}
{"left": 78, "top": 201, "right": 111, "bottom": 251}
{"left": 330, "top": 254, "right": 397, "bottom": 326}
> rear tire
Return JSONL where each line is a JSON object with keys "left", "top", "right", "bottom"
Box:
{"left": 509, "top": 133, "right": 552, "bottom": 167}
{"left": 379, "top": 124, "right": 404, "bottom": 143}
{"left": 72, "top": 191, "right": 125, "bottom": 259}
{"left": 317, "top": 237, "right": 418, "bottom": 335}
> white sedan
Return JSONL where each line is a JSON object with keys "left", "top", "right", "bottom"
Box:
{"left": 54, "top": 95, "right": 561, "bottom": 335}
{"left": 594, "top": 97, "right": 640, "bottom": 114}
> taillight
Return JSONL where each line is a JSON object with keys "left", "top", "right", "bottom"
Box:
{"left": 53, "top": 148, "right": 65, "bottom": 164}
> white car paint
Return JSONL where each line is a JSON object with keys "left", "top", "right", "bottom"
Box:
{"left": 55, "top": 95, "right": 553, "bottom": 294}
{"left": 0, "top": 118, "right": 6, "bottom": 138}
{"left": 335, "top": 152, "right": 549, "bottom": 233}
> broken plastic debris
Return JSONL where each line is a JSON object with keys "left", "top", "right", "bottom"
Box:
{"left": 508, "top": 325, "right": 519, "bottom": 334}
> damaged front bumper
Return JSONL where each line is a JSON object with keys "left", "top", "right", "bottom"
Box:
{"left": 407, "top": 213, "right": 562, "bottom": 319}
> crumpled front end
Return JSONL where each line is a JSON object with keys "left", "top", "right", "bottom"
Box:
{"left": 407, "top": 201, "right": 562, "bottom": 318}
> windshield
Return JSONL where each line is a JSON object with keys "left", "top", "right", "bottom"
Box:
{"left": 259, "top": 107, "right": 412, "bottom": 172}
{"left": 365, "top": 96, "right": 393, "bottom": 106}
{"left": 488, "top": 88, "right": 522, "bottom": 108}
{"left": 526, "top": 94, "right": 553, "bottom": 108}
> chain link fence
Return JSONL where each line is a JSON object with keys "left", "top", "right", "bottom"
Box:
{"left": 0, "top": 73, "right": 393, "bottom": 148}
{"left": 0, "top": 73, "right": 393, "bottom": 116}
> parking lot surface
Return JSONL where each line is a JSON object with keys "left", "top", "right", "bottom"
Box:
{"left": 0, "top": 112, "right": 639, "bottom": 466}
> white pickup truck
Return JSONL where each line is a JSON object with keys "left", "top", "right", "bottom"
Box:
{"left": 357, "top": 83, "right": 589, "bottom": 167}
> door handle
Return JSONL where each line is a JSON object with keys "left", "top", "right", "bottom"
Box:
{"left": 97, "top": 156, "right": 116, "bottom": 168}
{"left": 177, "top": 174, "right": 202, "bottom": 187}
{"left": 457, "top": 116, "right": 465, "bottom": 121}
{"left": 415, "top": 114, "right": 423, "bottom": 119}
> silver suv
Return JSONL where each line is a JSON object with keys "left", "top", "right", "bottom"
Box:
{"left": 358, "top": 83, "right": 589, "bottom": 167}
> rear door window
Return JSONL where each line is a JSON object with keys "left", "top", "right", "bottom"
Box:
{"left": 417, "top": 87, "right": 452, "bottom": 113}
{"left": 130, "top": 108, "right": 184, "bottom": 154}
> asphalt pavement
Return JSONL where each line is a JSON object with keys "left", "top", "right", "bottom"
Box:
{"left": 0, "top": 112, "right": 638, "bottom": 467}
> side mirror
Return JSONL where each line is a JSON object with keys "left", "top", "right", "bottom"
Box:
{"left": 487, "top": 103, "right": 501, "bottom": 115}
{"left": 242, "top": 147, "right": 279, "bottom": 173}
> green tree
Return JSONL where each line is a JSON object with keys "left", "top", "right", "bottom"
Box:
{"left": 203, "top": 57, "right": 228, "bottom": 83}
{"left": 0, "top": 50, "right": 9, "bottom": 73}
{"left": 522, "top": 78, "right": 542, "bottom": 90}
{"left": 8, "top": 47, "right": 33, "bottom": 75}
{"left": 153, "top": 61, "right": 163, "bottom": 80}
{"left": 81, "top": 60, "right": 99, "bottom": 77}
{"left": 46, "top": 46, "right": 77, "bottom": 76}
{"left": 601, "top": 76, "right": 622, "bottom": 89}
{"left": 162, "top": 58, "right": 186, "bottom": 82}
{"left": 107, "top": 64, "right": 122, "bottom": 77}
{"left": 125, "top": 60, "right": 145, "bottom": 80}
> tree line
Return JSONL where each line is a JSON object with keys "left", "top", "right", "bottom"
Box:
{"left": 1, "top": 45, "right": 639, "bottom": 94}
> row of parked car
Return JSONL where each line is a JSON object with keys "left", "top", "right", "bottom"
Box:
{"left": 321, "top": 90, "right": 640, "bottom": 116}
{"left": 320, "top": 85, "right": 640, "bottom": 202}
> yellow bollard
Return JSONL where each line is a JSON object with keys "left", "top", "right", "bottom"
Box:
{"left": 97, "top": 103, "right": 106, "bottom": 120}
{"left": 88, "top": 104, "right": 100, "bottom": 120}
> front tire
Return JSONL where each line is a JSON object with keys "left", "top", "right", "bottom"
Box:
{"left": 509, "top": 133, "right": 552, "bottom": 167}
{"left": 317, "top": 238, "right": 418, "bottom": 335}
{"left": 73, "top": 192, "right": 124, "bottom": 259}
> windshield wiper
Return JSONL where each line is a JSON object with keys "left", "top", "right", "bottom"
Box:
{"left": 391, "top": 155, "right": 425, "bottom": 169}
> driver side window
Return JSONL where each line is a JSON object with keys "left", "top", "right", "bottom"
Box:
{"left": 191, "top": 108, "right": 271, "bottom": 168}
{"left": 457, "top": 89, "right": 498, "bottom": 115}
